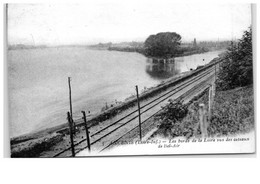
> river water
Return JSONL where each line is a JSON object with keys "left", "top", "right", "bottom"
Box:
{"left": 8, "top": 47, "right": 224, "bottom": 137}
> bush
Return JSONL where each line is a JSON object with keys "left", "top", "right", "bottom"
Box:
{"left": 154, "top": 99, "right": 189, "bottom": 137}
{"left": 216, "top": 27, "right": 253, "bottom": 91}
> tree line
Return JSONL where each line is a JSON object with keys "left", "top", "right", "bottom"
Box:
{"left": 216, "top": 27, "right": 253, "bottom": 91}
{"left": 143, "top": 32, "right": 212, "bottom": 58}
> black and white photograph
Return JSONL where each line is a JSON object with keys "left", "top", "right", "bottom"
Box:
{"left": 6, "top": 3, "right": 255, "bottom": 158}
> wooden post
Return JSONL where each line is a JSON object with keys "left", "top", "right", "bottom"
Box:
{"left": 208, "top": 85, "right": 213, "bottom": 121}
{"left": 214, "top": 61, "right": 217, "bottom": 97}
{"left": 199, "top": 104, "right": 208, "bottom": 137}
{"left": 215, "top": 61, "right": 217, "bottom": 82}
{"left": 67, "top": 112, "right": 75, "bottom": 157}
{"left": 82, "top": 111, "right": 91, "bottom": 152}
{"left": 212, "top": 81, "right": 216, "bottom": 99}
{"left": 68, "top": 77, "right": 75, "bottom": 133}
{"left": 135, "top": 85, "right": 142, "bottom": 140}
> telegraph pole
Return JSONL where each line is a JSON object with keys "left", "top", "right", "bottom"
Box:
{"left": 135, "top": 85, "right": 142, "bottom": 140}
{"left": 68, "top": 77, "right": 75, "bottom": 132}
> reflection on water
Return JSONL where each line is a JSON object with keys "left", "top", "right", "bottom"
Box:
{"left": 146, "top": 50, "right": 224, "bottom": 80}
{"left": 145, "top": 58, "right": 180, "bottom": 79}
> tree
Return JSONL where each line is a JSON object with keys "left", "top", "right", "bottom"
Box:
{"left": 144, "top": 32, "right": 182, "bottom": 58}
{"left": 216, "top": 27, "right": 253, "bottom": 91}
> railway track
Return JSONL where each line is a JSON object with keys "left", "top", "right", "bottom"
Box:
{"left": 98, "top": 75, "right": 214, "bottom": 152}
{"left": 53, "top": 63, "right": 218, "bottom": 157}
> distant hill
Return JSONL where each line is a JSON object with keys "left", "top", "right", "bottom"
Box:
{"left": 8, "top": 44, "right": 48, "bottom": 50}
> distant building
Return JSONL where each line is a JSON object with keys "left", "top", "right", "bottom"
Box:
{"left": 193, "top": 38, "right": 197, "bottom": 47}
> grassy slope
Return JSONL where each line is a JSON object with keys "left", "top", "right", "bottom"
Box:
{"left": 151, "top": 85, "right": 254, "bottom": 139}
{"left": 209, "top": 85, "right": 254, "bottom": 136}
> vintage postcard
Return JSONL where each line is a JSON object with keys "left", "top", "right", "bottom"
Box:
{"left": 6, "top": 3, "right": 255, "bottom": 157}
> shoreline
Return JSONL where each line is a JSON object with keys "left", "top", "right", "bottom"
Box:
{"left": 108, "top": 46, "right": 210, "bottom": 58}
{"left": 10, "top": 69, "right": 192, "bottom": 143}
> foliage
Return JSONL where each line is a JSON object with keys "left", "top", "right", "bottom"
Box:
{"left": 144, "top": 32, "right": 182, "bottom": 58}
{"left": 216, "top": 27, "right": 253, "bottom": 90}
{"left": 154, "top": 99, "right": 189, "bottom": 137}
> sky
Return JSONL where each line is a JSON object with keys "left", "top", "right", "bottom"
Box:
{"left": 7, "top": 3, "right": 252, "bottom": 45}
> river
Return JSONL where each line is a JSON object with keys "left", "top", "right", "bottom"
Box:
{"left": 8, "top": 47, "right": 224, "bottom": 137}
